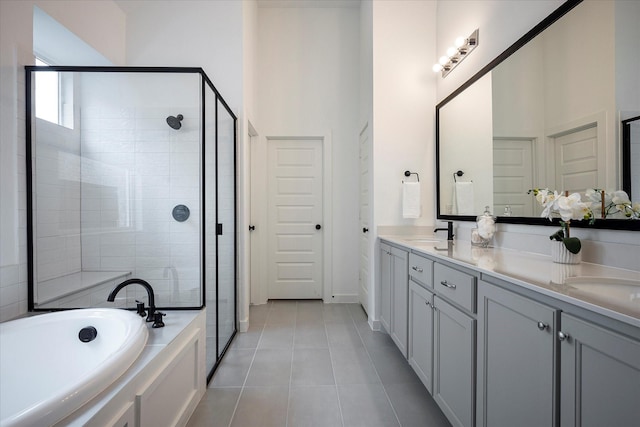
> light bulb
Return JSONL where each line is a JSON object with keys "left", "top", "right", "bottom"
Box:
{"left": 432, "top": 63, "right": 443, "bottom": 72}
{"left": 455, "top": 36, "right": 466, "bottom": 48}
{"left": 447, "top": 47, "right": 458, "bottom": 57}
{"left": 439, "top": 56, "right": 449, "bottom": 66}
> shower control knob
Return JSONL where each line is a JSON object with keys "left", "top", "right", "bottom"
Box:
{"left": 363, "top": 228, "right": 369, "bottom": 233}
{"left": 316, "top": 224, "right": 322, "bottom": 230}
{"left": 249, "top": 225, "right": 256, "bottom": 231}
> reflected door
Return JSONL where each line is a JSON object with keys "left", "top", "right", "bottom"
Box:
{"left": 493, "top": 138, "right": 535, "bottom": 216}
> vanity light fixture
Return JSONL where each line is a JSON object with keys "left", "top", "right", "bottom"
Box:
{"left": 432, "top": 29, "right": 479, "bottom": 78}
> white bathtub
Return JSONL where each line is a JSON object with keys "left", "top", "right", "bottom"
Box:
{"left": 0, "top": 308, "right": 148, "bottom": 427}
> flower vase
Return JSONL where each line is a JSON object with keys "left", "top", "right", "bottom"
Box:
{"left": 551, "top": 241, "right": 582, "bottom": 264}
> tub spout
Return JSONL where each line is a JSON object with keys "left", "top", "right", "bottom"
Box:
{"left": 107, "top": 278, "right": 157, "bottom": 323}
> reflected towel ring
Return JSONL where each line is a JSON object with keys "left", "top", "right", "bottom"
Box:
{"left": 403, "top": 170, "right": 420, "bottom": 182}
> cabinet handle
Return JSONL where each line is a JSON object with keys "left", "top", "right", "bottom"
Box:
{"left": 425, "top": 301, "right": 432, "bottom": 308}
{"left": 558, "top": 331, "right": 570, "bottom": 341}
{"left": 537, "top": 322, "right": 548, "bottom": 331}
{"left": 440, "top": 280, "right": 456, "bottom": 289}
{"left": 412, "top": 266, "right": 424, "bottom": 273}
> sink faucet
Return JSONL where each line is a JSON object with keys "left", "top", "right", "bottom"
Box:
{"left": 107, "top": 278, "right": 157, "bottom": 323}
{"left": 434, "top": 221, "right": 455, "bottom": 241}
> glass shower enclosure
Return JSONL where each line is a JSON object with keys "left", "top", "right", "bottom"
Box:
{"left": 25, "top": 66, "right": 236, "bottom": 380}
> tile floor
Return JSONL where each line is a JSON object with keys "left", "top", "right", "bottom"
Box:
{"left": 187, "top": 301, "right": 451, "bottom": 427}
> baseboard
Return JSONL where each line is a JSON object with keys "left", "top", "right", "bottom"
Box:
{"left": 368, "top": 318, "right": 381, "bottom": 331}
{"left": 328, "top": 294, "right": 359, "bottom": 303}
{"left": 239, "top": 317, "right": 249, "bottom": 333}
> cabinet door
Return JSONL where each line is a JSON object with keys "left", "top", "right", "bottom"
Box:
{"left": 560, "top": 313, "right": 640, "bottom": 427}
{"left": 409, "top": 280, "right": 434, "bottom": 393}
{"left": 433, "top": 296, "right": 476, "bottom": 427}
{"left": 379, "top": 243, "right": 391, "bottom": 333}
{"left": 477, "top": 281, "right": 558, "bottom": 427}
{"left": 390, "top": 247, "right": 409, "bottom": 357}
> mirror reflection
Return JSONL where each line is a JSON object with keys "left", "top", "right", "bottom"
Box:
{"left": 437, "top": 0, "right": 640, "bottom": 223}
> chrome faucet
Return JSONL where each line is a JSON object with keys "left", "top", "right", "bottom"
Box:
{"left": 434, "top": 221, "right": 455, "bottom": 241}
{"left": 107, "top": 278, "right": 157, "bottom": 323}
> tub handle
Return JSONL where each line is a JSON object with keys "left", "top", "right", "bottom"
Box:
{"left": 152, "top": 312, "right": 166, "bottom": 328}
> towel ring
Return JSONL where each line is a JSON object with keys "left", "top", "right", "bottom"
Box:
{"left": 403, "top": 170, "right": 420, "bottom": 182}
{"left": 453, "top": 170, "right": 464, "bottom": 182}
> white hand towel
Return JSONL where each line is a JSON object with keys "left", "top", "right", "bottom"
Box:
{"left": 455, "top": 181, "right": 475, "bottom": 215}
{"left": 403, "top": 182, "right": 421, "bottom": 219}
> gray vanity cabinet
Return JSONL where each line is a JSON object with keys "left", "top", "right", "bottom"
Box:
{"left": 433, "top": 295, "right": 476, "bottom": 427}
{"left": 380, "top": 243, "right": 409, "bottom": 355}
{"left": 409, "top": 280, "right": 435, "bottom": 393}
{"left": 380, "top": 243, "right": 392, "bottom": 333}
{"left": 559, "top": 313, "right": 640, "bottom": 427}
{"left": 477, "top": 280, "right": 558, "bottom": 427}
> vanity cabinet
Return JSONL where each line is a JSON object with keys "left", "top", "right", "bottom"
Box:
{"left": 380, "top": 243, "right": 409, "bottom": 356}
{"left": 559, "top": 313, "right": 640, "bottom": 427}
{"left": 477, "top": 280, "right": 558, "bottom": 427}
{"left": 409, "top": 280, "right": 435, "bottom": 393}
{"left": 433, "top": 295, "right": 476, "bottom": 427}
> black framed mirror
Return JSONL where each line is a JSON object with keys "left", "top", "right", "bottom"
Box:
{"left": 436, "top": 0, "right": 640, "bottom": 231}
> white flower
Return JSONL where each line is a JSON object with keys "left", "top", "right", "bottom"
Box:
{"left": 555, "top": 193, "right": 588, "bottom": 222}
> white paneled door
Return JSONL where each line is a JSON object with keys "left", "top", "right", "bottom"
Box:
{"left": 493, "top": 138, "right": 535, "bottom": 216}
{"left": 554, "top": 125, "right": 599, "bottom": 192}
{"left": 267, "top": 138, "right": 323, "bottom": 299}
{"left": 359, "top": 125, "right": 371, "bottom": 314}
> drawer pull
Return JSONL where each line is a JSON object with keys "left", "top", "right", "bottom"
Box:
{"left": 558, "top": 331, "right": 570, "bottom": 341}
{"left": 425, "top": 301, "right": 432, "bottom": 308}
{"left": 440, "top": 280, "right": 456, "bottom": 289}
{"left": 537, "top": 322, "right": 548, "bottom": 331}
{"left": 412, "top": 266, "right": 424, "bottom": 273}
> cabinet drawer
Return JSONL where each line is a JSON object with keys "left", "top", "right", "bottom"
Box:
{"left": 434, "top": 263, "right": 476, "bottom": 313}
{"left": 409, "top": 253, "right": 433, "bottom": 288}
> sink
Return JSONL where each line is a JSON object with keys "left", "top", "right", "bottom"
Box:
{"left": 564, "top": 277, "right": 640, "bottom": 303}
{"left": 403, "top": 238, "right": 441, "bottom": 244}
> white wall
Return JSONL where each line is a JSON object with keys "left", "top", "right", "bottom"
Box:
{"left": 255, "top": 4, "right": 361, "bottom": 301}
{"left": 0, "top": 0, "right": 126, "bottom": 321}
{"left": 372, "top": 0, "right": 437, "bottom": 227}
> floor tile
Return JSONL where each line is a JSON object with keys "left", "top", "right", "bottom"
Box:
{"left": 231, "top": 324, "right": 263, "bottom": 350}
{"left": 186, "top": 387, "right": 241, "bottom": 427}
{"left": 291, "top": 348, "right": 335, "bottom": 386}
{"left": 322, "top": 303, "right": 353, "bottom": 323}
{"left": 326, "top": 322, "right": 364, "bottom": 349}
{"left": 230, "top": 386, "right": 289, "bottom": 427}
{"left": 245, "top": 348, "right": 292, "bottom": 386}
{"left": 258, "top": 322, "right": 294, "bottom": 349}
{"left": 294, "top": 323, "right": 329, "bottom": 349}
{"left": 367, "top": 345, "right": 420, "bottom": 385}
{"left": 331, "top": 346, "right": 380, "bottom": 385}
{"left": 287, "top": 386, "right": 342, "bottom": 427}
{"left": 385, "top": 382, "right": 452, "bottom": 427}
{"left": 209, "top": 349, "right": 255, "bottom": 388}
{"left": 338, "top": 383, "right": 400, "bottom": 427}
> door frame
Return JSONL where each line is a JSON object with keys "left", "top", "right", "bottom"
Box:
{"left": 250, "top": 132, "right": 333, "bottom": 304}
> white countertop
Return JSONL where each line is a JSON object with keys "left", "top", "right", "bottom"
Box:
{"left": 380, "top": 235, "right": 640, "bottom": 329}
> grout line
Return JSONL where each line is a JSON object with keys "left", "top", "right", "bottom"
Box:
{"left": 324, "top": 303, "right": 346, "bottom": 427}
{"left": 224, "top": 302, "right": 271, "bottom": 427}
{"left": 349, "top": 304, "right": 404, "bottom": 427}
{"left": 284, "top": 301, "right": 297, "bottom": 427}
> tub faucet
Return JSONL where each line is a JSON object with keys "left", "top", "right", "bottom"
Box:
{"left": 107, "top": 278, "right": 157, "bottom": 323}
{"left": 434, "top": 221, "right": 455, "bottom": 241}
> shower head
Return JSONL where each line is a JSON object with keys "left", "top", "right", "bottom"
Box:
{"left": 166, "top": 114, "right": 183, "bottom": 130}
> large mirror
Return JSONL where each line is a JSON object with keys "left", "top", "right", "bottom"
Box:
{"left": 436, "top": 0, "right": 640, "bottom": 230}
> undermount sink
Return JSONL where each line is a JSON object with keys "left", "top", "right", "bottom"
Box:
{"left": 403, "top": 238, "right": 441, "bottom": 244}
{"left": 564, "top": 277, "right": 640, "bottom": 302}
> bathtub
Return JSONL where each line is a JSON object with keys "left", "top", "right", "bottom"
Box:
{"left": 0, "top": 308, "right": 148, "bottom": 427}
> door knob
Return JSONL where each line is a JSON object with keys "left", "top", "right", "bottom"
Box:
{"left": 316, "top": 224, "right": 322, "bottom": 230}
{"left": 363, "top": 228, "right": 369, "bottom": 233}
